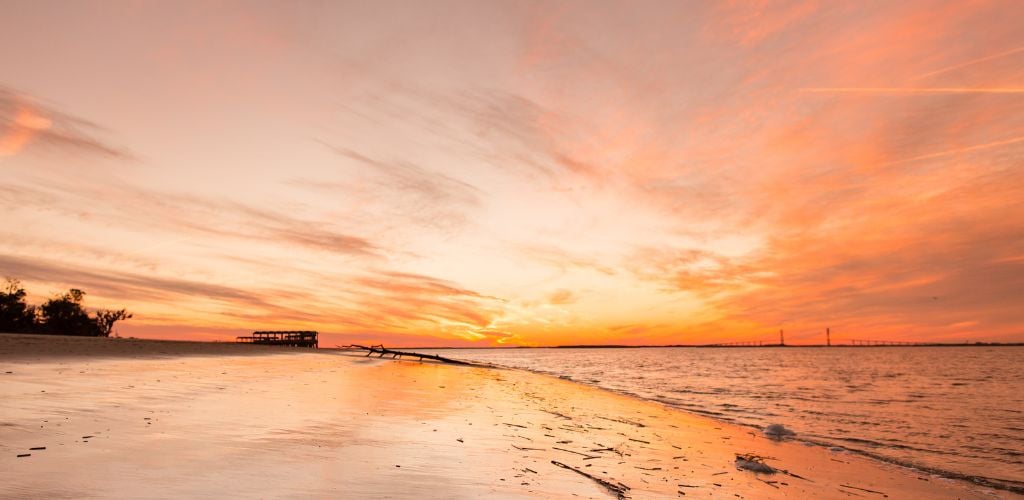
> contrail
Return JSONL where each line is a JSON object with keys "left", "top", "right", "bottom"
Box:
{"left": 912, "top": 46, "right": 1024, "bottom": 81}
{"left": 877, "top": 135, "right": 1024, "bottom": 168}
{"left": 800, "top": 87, "right": 1024, "bottom": 94}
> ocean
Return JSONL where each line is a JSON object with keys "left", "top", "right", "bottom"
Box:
{"left": 427, "top": 346, "right": 1024, "bottom": 492}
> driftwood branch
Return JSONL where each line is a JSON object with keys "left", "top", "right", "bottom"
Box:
{"left": 735, "top": 453, "right": 812, "bottom": 481}
{"left": 511, "top": 444, "right": 545, "bottom": 451}
{"left": 540, "top": 409, "right": 573, "bottom": 420}
{"left": 596, "top": 416, "right": 645, "bottom": 427}
{"left": 551, "top": 460, "right": 629, "bottom": 499}
{"left": 840, "top": 484, "right": 887, "bottom": 496}
{"left": 347, "top": 345, "right": 474, "bottom": 365}
{"left": 553, "top": 446, "right": 601, "bottom": 459}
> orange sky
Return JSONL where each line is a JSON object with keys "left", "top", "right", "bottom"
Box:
{"left": 1, "top": 1, "right": 1022, "bottom": 346}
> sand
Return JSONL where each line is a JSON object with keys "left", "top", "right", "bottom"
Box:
{"left": 0, "top": 334, "right": 1011, "bottom": 499}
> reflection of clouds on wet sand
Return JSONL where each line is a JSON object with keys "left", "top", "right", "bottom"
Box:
{"left": 0, "top": 337, "right": 1000, "bottom": 498}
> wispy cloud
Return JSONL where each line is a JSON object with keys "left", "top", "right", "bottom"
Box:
{"left": 0, "top": 253, "right": 275, "bottom": 307}
{"left": 515, "top": 244, "right": 617, "bottom": 277}
{"left": 301, "top": 143, "right": 483, "bottom": 231}
{"left": 800, "top": 87, "right": 1024, "bottom": 94}
{"left": 0, "top": 86, "right": 132, "bottom": 159}
{"left": 874, "top": 135, "right": 1024, "bottom": 168}
{"left": 911, "top": 46, "right": 1024, "bottom": 80}
{"left": 547, "top": 288, "right": 577, "bottom": 305}
{"left": 0, "top": 250, "right": 514, "bottom": 345}
{"left": 0, "top": 180, "right": 380, "bottom": 258}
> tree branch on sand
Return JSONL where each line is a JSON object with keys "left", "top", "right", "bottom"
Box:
{"left": 551, "top": 460, "right": 630, "bottom": 499}
{"left": 346, "top": 344, "right": 475, "bottom": 365}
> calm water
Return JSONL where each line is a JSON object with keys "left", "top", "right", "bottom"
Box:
{"left": 429, "top": 346, "right": 1024, "bottom": 492}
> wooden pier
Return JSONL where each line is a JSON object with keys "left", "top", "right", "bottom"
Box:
{"left": 237, "top": 331, "right": 318, "bottom": 348}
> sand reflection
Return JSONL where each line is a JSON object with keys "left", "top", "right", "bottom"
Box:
{"left": 1, "top": 342, "right": 1008, "bottom": 498}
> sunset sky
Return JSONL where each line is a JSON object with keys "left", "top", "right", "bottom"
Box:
{"left": 2, "top": 1, "right": 1022, "bottom": 346}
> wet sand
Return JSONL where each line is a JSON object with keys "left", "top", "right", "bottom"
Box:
{"left": 0, "top": 334, "right": 1010, "bottom": 498}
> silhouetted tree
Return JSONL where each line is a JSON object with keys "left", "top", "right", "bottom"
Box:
{"left": 1, "top": 278, "right": 37, "bottom": 333}
{"left": 94, "top": 309, "right": 132, "bottom": 337}
{"left": 1, "top": 280, "right": 133, "bottom": 337}
{"left": 40, "top": 288, "right": 97, "bottom": 336}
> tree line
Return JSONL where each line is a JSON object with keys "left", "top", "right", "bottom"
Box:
{"left": 0, "top": 278, "right": 132, "bottom": 337}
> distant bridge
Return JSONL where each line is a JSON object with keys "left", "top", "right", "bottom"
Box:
{"left": 702, "top": 340, "right": 767, "bottom": 347}
{"left": 699, "top": 338, "right": 933, "bottom": 347}
{"left": 848, "top": 339, "right": 928, "bottom": 346}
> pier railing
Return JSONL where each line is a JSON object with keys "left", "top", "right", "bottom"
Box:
{"left": 236, "top": 331, "right": 318, "bottom": 348}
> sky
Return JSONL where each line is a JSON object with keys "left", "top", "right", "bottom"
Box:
{"left": 1, "top": 1, "right": 1022, "bottom": 346}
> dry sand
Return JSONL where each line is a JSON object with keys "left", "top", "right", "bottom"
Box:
{"left": 0, "top": 334, "right": 1011, "bottom": 499}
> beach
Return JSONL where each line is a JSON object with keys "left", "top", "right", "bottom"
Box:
{"left": 0, "top": 335, "right": 1010, "bottom": 499}
{"left": 436, "top": 345, "right": 1024, "bottom": 492}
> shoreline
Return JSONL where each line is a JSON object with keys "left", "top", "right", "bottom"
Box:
{"left": 456, "top": 357, "right": 1024, "bottom": 496}
{"left": 1, "top": 334, "right": 1015, "bottom": 498}
{"left": 0, "top": 333, "right": 315, "bottom": 360}
{"left": 402, "top": 344, "right": 1024, "bottom": 349}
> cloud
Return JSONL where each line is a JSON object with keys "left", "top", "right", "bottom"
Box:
{"left": 0, "top": 251, "right": 516, "bottom": 345}
{"left": 911, "top": 46, "right": 1024, "bottom": 81}
{"left": 0, "top": 153, "right": 510, "bottom": 343}
{"left": 329, "top": 85, "right": 609, "bottom": 189}
{"left": 515, "top": 244, "right": 617, "bottom": 276}
{"left": 609, "top": 1, "right": 1024, "bottom": 341}
{"left": 0, "top": 86, "right": 132, "bottom": 159}
{"left": 5, "top": 1, "right": 1024, "bottom": 345}
{"left": 328, "top": 146, "right": 480, "bottom": 206}
{"left": 628, "top": 247, "right": 759, "bottom": 297}
{"left": 316, "top": 48, "right": 1019, "bottom": 342}
{"left": 0, "top": 253, "right": 274, "bottom": 307}
{"left": 0, "top": 180, "right": 380, "bottom": 258}
{"left": 210, "top": 200, "right": 380, "bottom": 257}
{"left": 350, "top": 270, "right": 506, "bottom": 336}
{"left": 547, "top": 288, "right": 577, "bottom": 305}
{"left": 607, "top": 323, "right": 665, "bottom": 337}
{"left": 299, "top": 143, "right": 483, "bottom": 232}
{"left": 799, "top": 87, "right": 1024, "bottom": 94}
{"left": 634, "top": 161, "right": 1024, "bottom": 342}
{"left": 705, "top": 1, "right": 820, "bottom": 47}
